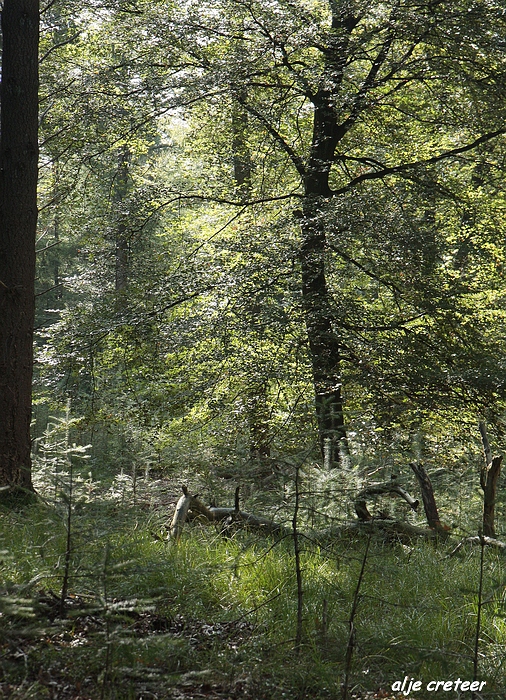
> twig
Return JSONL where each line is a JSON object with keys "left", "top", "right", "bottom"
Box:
{"left": 472, "top": 535, "right": 485, "bottom": 700}
{"left": 342, "top": 529, "right": 372, "bottom": 700}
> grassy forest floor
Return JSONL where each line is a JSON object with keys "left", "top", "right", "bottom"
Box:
{"left": 1, "top": 477, "right": 505, "bottom": 699}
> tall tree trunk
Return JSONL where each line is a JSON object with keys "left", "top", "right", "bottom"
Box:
{"left": 0, "top": 0, "right": 39, "bottom": 499}
{"left": 232, "top": 93, "right": 272, "bottom": 476}
{"left": 298, "top": 7, "right": 357, "bottom": 466}
{"left": 114, "top": 147, "right": 130, "bottom": 295}
{"left": 300, "top": 201, "right": 347, "bottom": 466}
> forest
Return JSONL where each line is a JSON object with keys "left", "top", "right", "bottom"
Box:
{"left": 1, "top": 0, "right": 506, "bottom": 698}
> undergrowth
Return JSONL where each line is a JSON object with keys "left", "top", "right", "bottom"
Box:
{"left": 1, "top": 494, "right": 506, "bottom": 699}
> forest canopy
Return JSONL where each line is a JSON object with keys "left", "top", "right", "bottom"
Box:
{"left": 28, "top": 0, "right": 506, "bottom": 478}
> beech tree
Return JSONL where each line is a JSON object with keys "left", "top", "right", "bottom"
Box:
{"left": 0, "top": 0, "right": 39, "bottom": 499}
{"left": 32, "top": 1, "right": 506, "bottom": 480}
{"left": 167, "top": 0, "right": 506, "bottom": 465}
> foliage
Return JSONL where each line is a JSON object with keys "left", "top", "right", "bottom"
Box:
{"left": 4, "top": 0, "right": 506, "bottom": 694}
{"left": 1, "top": 488, "right": 506, "bottom": 698}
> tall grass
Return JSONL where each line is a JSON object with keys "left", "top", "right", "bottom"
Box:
{"left": 1, "top": 499, "right": 506, "bottom": 698}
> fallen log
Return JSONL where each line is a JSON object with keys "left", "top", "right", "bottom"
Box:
{"left": 354, "top": 479, "right": 419, "bottom": 522}
{"left": 449, "top": 535, "right": 506, "bottom": 557}
{"left": 168, "top": 487, "right": 288, "bottom": 542}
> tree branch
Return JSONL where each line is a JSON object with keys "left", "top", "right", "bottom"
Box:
{"left": 237, "top": 101, "right": 306, "bottom": 178}
{"left": 327, "top": 242, "right": 402, "bottom": 295}
{"left": 333, "top": 129, "right": 506, "bottom": 196}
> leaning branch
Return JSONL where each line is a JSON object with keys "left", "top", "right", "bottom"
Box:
{"left": 333, "top": 128, "right": 506, "bottom": 196}
{"left": 238, "top": 100, "right": 307, "bottom": 178}
{"left": 410, "top": 462, "right": 449, "bottom": 534}
{"left": 354, "top": 480, "right": 419, "bottom": 522}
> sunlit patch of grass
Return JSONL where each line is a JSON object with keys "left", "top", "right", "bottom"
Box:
{"left": 1, "top": 502, "right": 506, "bottom": 698}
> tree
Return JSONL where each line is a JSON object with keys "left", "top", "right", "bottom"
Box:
{"left": 168, "top": 0, "right": 506, "bottom": 464}
{"left": 33, "top": 0, "right": 506, "bottom": 483}
{"left": 0, "top": 0, "right": 39, "bottom": 500}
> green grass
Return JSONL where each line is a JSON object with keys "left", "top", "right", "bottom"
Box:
{"left": 1, "top": 500, "right": 506, "bottom": 699}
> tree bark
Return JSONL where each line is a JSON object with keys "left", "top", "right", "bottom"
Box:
{"left": 298, "top": 7, "right": 357, "bottom": 465}
{"left": 410, "top": 462, "right": 449, "bottom": 534}
{"left": 0, "top": 0, "right": 39, "bottom": 500}
{"left": 478, "top": 421, "right": 502, "bottom": 537}
{"left": 300, "top": 204, "right": 347, "bottom": 466}
{"left": 480, "top": 455, "right": 502, "bottom": 538}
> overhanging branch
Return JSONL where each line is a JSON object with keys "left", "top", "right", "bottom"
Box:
{"left": 333, "top": 129, "right": 506, "bottom": 196}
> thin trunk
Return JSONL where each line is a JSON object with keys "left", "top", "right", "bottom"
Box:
{"left": 232, "top": 92, "right": 272, "bottom": 476}
{"left": 0, "top": 0, "right": 39, "bottom": 498}
{"left": 247, "top": 384, "right": 271, "bottom": 472}
{"left": 472, "top": 536, "right": 485, "bottom": 700}
{"left": 232, "top": 98, "right": 251, "bottom": 200}
{"left": 342, "top": 531, "right": 372, "bottom": 700}
{"left": 53, "top": 161, "right": 62, "bottom": 299}
{"left": 114, "top": 147, "right": 130, "bottom": 294}
{"left": 292, "top": 463, "right": 303, "bottom": 653}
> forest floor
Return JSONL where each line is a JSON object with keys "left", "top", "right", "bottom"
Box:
{"left": 0, "top": 478, "right": 495, "bottom": 699}
{"left": 0, "top": 600, "right": 408, "bottom": 700}
{"left": 1, "top": 589, "right": 408, "bottom": 700}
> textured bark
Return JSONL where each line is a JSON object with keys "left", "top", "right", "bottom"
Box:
{"left": 300, "top": 205, "right": 347, "bottom": 466}
{"left": 0, "top": 0, "right": 39, "bottom": 498}
{"left": 481, "top": 455, "right": 502, "bottom": 538}
{"left": 298, "top": 8, "right": 357, "bottom": 465}
{"left": 410, "top": 462, "right": 449, "bottom": 534}
{"left": 478, "top": 421, "right": 493, "bottom": 467}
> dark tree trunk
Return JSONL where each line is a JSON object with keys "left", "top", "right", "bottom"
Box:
{"left": 298, "top": 8, "right": 357, "bottom": 466}
{"left": 481, "top": 455, "right": 502, "bottom": 538}
{"left": 0, "top": 0, "right": 39, "bottom": 500}
{"left": 247, "top": 383, "right": 271, "bottom": 473}
{"left": 232, "top": 98, "right": 251, "bottom": 201}
{"left": 410, "top": 463, "right": 449, "bottom": 534}
{"left": 300, "top": 203, "right": 347, "bottom": 465}
{"left": 114, "top": 147, "right": 130, "bottom": 294}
